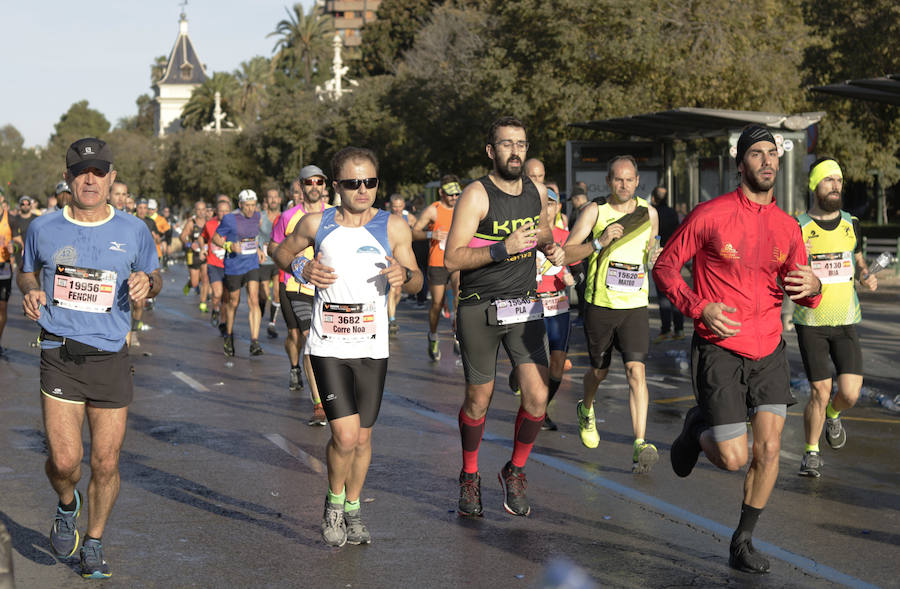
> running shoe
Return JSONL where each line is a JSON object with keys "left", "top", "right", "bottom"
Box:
{"left": 249, "top": 340, "right": 264, "bottom": 356}
{"left": 508, "top": 371, "right": 520, "bottom": 396}
{"left": 542, "top": 414, "right": 558, "bottom": 431}
{"left": 308, "top": 404, "right": 327, "bottom": 426}
{"left": 799, "top": 451, "right": 822, "bottom": 478}
{"left": 576, "top": 401, "right": 599, "bottom": 449}
{"left": 671, "top": 405, "right": 704, "bottom": 477}
{"left": 321, "top": 499, "right": 347, "bottom": 547}
{"left": 672, "top": 330, "right": 686, "bottom": 340}
{"left": 266, "top": 322, "right": 278, "bottom": 339}
{"left": 139, "top": 322, "right": 152, "bottom": 332}
{"left": 428, "top": 338, "right": 441, "bottom": 361}
{"left": 652, "top": 332, "right": 671, "bottom": 344}
{"left": 389, "top": 320, "right": 399, "bottom": 336}
{"left": 632, "top": 441, "right": 659, "bottom": 474}
{"left": 728, "top": 537, "right": 770, "bottom": 574}
{"left": 218, "top": 323, "right": 228, "bottom": 337}
{"left": 457, "top": 471, "right": 483, "bottom": 517}
{"left": 824, "top": 416, "right": 846, "bottom": 449}
{"left": 80, "top": 538, "right": 111, "bottom": 579}
{"left": 498, "top": 461, "right": 530, "bottom": 516}
{"left": 182, "top": 281, "right": 190, "bottom": 295}
{"left": 198, "top": 302, "right": 208, "bottom": 313}
{"left": 344, "top": 508, "right": 372, "bottom": 545}
{"left": 50, "top": 489, "right": 82, "bottom": 558}
{"left": 289, "top": 367, "right": 303, "bottom": 391}
{"left": 210, "top": 309, "right": 219, "bottom": 326}
{"left": 223, "top": 335, "right": 235, "bottom": 357}
{"left": 453, "top": 337, "right": 460, "bottom": 355}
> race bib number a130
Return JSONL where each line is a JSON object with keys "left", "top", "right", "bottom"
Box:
{"left": 810, "top": 251, "right": 853, "bottom": 284}
{"left": 53, "top": 265, "right": 117, "bottom": 313}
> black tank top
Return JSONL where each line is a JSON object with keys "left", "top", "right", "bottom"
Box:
{"left": 459, "top": 175, "right": 542, "bottom": 305}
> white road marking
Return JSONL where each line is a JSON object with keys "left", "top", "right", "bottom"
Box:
{"left": 172, "top": 371, "right": 209, "bottom": 392}
{"left": 264, "top": 433, "right": 325, "bottom": 474}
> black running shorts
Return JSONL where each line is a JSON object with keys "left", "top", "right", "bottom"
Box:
{"left": 279, "top": 282, "right": 312, "bottom": 332}
{"left": 795, "top": 324, "right": 863, "bottom": 382}
{"left": 583, "top": 304, "right": 649, "bottom": 369}
{"left": 258, "top": 263, "right": 279, "bottom": 281}
{"left": 427, "top": 265, "right": 452, "bottom": 287}
{"left": 40, "top": 345, "right": 133, "bottom": 408}
{"left": 0, "top": 276, "right": 10, "bottom": 302}
{"left": 690, "top": 334, "right": 794, "bottom": 427}
{"left": 310, "top": 356, "right": 388, "bottom": 428}
{"left": 224, "top": 267, "right": 261, "bottom": 292}
{"left": 456, "top": 298, "right": 548, "bottom": 385}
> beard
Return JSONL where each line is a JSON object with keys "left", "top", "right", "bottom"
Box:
{"left": 303, "top": 188, "right": 323, "bottom": 203}
{"left": 744, "top": 167, "right": 776, "bottom": 193}
{"left": 495, "top": 155, "right": 523, "bottom": 181}
{"left": 817, "top": 191, "right": 842, "bottom": 213}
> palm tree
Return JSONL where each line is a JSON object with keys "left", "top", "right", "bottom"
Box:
{"left": 268, "top": 3, "right": 333, "bottom": 85}
{"left": 180, "top": 73, "right": 241, "bottom": 130}
{"left": 150, "top": 55, "right": 169, "bottom": 85}
{"left": 235, "top": 56, "right": 272, "bottom": 123}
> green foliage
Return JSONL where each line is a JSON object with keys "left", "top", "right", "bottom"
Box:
{"left": 269, "top": 3, "right": 333, "bottom": 86}
{"left": 359, "top": 0, "right": 439, "bottom": 76}
{"left": 181, "top": 73, "right": 242, "bottom": 130}
{"left": 105, "top": 129, "right": 165, "bottom": 201}
{"left": 235, "top": 56, "right": 273, "bottom": 123}
{"left": 251, "top": 84, "right": 323, "bottom": 185}
{"left": 0, "top": 125, "right": 25, "bottom": 195}
{"left": 49, "top": 100, "right": 111, "bottom": 149}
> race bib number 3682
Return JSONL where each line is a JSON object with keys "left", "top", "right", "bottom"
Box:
{"left": 53, "top": 265, "right": 117, "bottom": 313}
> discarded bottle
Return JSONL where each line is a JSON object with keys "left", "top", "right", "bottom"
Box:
{"left": 874, "top": 393, "right": 900, "bottom": 413}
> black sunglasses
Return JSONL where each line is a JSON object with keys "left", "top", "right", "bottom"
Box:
{"left": 337, "top": 177, "right": 378, "bottom": 190}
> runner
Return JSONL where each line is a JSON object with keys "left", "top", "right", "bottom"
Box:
{"left": 387, "top": 194, "right": 416, "bottom": 334}
{"left": 267, "top": 166, "right": 331, "bottom": 425}
{"left": 0, "top": 201, "right": 12, "bottom": 355}
{"left": 562, "top": 155, "right": 661, "bottom": 473}
{"left": 444, "top": 116, "right": 564, "bottom": 517}
{"left": 108, "top": 181, "right": 128, "bottom": 211}
{"left": 148, "top": 199, "right": 170, "bottom": 270}
{"left": 794, "top": 157, "right": 878, "bottom": 477}
{"left": 213, "top": 190, "right": 265, "bottom": 357}
{"left": 17, "top": 137, "right": 161, "bottom": 578}
{"left": 653, "top": 125, "right": 822, "bottom": 573}
{"left": 411, "top": 175, "right": 462, "bottom": 359}
{"left": 273, "top": 146, "right": 422, "bottom": 546}
{"left": 201, "top": 199, "right": 231, "bottom": 335}
{"left": 258, "top": 188, "right": 283, "bottom": 339}
{"left": 180, "top": 200, "right": 210, "bottom": 312}
{"left": 129, "top": 198, "right": 161, "bottom": 346}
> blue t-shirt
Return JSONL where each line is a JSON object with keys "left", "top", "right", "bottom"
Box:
{"left": 216, "top": 211, "right": 261, "bottom": 275}
{"left": 23, "top": 206, "right": 158, "bottom": 352}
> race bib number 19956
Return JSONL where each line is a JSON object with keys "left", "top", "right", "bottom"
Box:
{"left": 53, "top": 265, "right": 117, "bottom": 313}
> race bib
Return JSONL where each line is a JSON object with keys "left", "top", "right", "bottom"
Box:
{"left": 321, "top": 301, "right": 377, "bottom": 341}
{"left": 211, "top": 244, "right": 225, "bottom": 258}
{"left": 605, "top": 261, "right": 645, "bottom": 292}
{"left": 53, "top": 265, "right": 117, "bottom": 313}
{"left": 539, "top": 291, "right": 569, "bottom": 317}
{"left": 239, "top": 238, "right": 257, "bottom": 256}
{"left": 810, "top": 251, "right": 853, "bottom": 284}
{"left": 493, "top": 297, "right": 543, "bottom": 325}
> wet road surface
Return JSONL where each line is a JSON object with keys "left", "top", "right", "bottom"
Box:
{"left": 0, "top": 265, "right": 897, "bottom": 588}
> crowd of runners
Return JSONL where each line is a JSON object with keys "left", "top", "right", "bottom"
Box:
{"left": 1, "top": 117, "right": 885, "bottom": 578}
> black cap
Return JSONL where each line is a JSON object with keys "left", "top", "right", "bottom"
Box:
{"left": 735, "top": 125, "right": 776, "bottom": 166}
{"left": 570, "top": 185, "right": 588, "bottom": 198}
{"left": 66, "top": 138, "right": 113, "bottom": 175}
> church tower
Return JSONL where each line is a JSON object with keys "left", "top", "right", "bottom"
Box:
{"left": 153, "top": 11, "right": 208, "bottom": 137}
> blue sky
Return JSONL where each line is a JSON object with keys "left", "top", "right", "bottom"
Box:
{"left": 3, "top": 0, "right": 314, "bottom": 147}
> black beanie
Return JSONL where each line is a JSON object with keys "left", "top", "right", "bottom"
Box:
{"left": 735, "top": 125, "right": 776, "bottom": 166}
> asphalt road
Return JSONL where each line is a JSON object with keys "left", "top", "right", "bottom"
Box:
{"left": 0, "top": 265, "right": 897, "bottom": 588}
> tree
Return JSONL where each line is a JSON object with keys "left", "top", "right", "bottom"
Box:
{"left": 359, "top": 0, "right": 439, "bottom": 76}
{"left": 235, "top": 56, "right": 272, "bottom": 123}
{"left": 151, "top": 55, "right": 168, "bottom": 86}
{"left": 105, "top": 129, "right": 165, "bottom": 202}
{"left": 181, "top": 73, "right": 242, "bottom": 130}
{"left": 116, "top": 94, "right": 156, "bottom": 137}
{"left": 269, "top": 3, "right": 333, "bottom": 86}
{"left": 163, "top": 131, "right": 263, "bottom": 204}
{"left": 49, "top": 100, "right": 111, "bottom": 150}
{"left": 0, "top": 125, "right": 25, "bottom": 194}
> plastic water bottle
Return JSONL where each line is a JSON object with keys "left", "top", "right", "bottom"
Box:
{"left": 875, "top": 393, "right": 900, "bottom": 413}
{"left": 790, "top": 378, "right": 811, "bottom": 396}
{"left": 863, "top": 252, "right": 895, "bottom": 279}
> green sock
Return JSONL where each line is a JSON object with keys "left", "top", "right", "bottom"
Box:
{"left": 344, "top": 498, "right": 361, "bottom": 512}
{"left": 327, "top": 487, "right": 346, "bottom": 505}
{"left": 805, "top": 443, "right": 819, "bottom": 453}
{"left": 633, "top": 438, "right": 645, "bottom": 460}
{"left": 825, "top": 402, "right": 840, "bottom": 419}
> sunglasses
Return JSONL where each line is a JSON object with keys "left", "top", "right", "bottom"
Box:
{"left": 337, "top": 177, "right": 379, "bottom": 190}
{"left": 303, "top": 178, "right": 325, "bottom": 186}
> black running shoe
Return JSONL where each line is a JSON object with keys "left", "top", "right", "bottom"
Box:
{"left": 210, "top": 310, "right": 219, "bottom": 327}
{"left": 223, "top": 335, "right": 235, "bottom": 357}
{"left": 457, "top": 471, "right": 483, "bottom": 517}
{"left": 729, "top": 537, "right": 770, "bottom": 574}
{"left": 498, "top": 461, "right": 531, "bottom": 516}
{"left": 289, "top": 367, "right": 303, "bottom": 391}
{"left": 541, "top": 415, "right": 558, "bottom": 431}
{"left": 249, "top": 340, "right": 264, "bottom": 356}
{"left": 671, "top": 406, "right": 704, "bottom": 478}
{"left": 266, "top": 323, "right": 278, "bottom": 339}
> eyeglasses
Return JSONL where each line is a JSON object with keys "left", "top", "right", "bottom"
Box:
{"left": 74, "top": 167, "right": 109, "bottom": 178}
{"left": 303, "top": 178, "right": 325, "bottom": 186}
{"left": 337, "top": 177, "right": 379, "bottom": 190}
{"left": 494, "top": 140, "right": 529, "bottom": 151}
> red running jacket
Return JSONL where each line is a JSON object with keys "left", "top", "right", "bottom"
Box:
{"left": 652, "top": 188, "right": 820, "bottom": 360}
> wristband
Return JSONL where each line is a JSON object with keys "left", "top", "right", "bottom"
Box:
{"left": 291, "top": 256, "right": 311, "bottom": 285}
{"left": 147, "top": 273, "right": 156, "bottom": 291}
{"left": 592, "top": 238, "right": 604, "bottom": 252}
{"left": 404, "top": 267, "right": 413, "bottom": 284}
{"left": 490, "top": 241, "right": 509, "bottom": 262}
{"left": 426, "top": 231, "right": 433, "bottom": 239}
